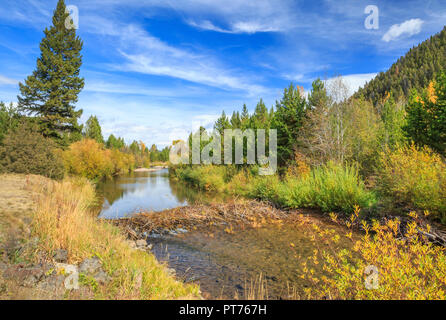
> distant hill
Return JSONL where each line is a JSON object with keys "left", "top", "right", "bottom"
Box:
{"left": 356, "top": 26, "right": 446, "bottom": 105}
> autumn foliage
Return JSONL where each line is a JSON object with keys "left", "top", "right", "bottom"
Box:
{"left": 377, "top": 143, "right": 446, "bottom": 222}
{"left": 303, "top": 209, "right": 446, "bottom": 300}
{"left": 62, "top": 139, "right": 134, "bottom": 180}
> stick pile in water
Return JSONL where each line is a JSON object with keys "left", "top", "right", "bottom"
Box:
{"left": 110, "top": 199, "right": 290, "bottom": 239}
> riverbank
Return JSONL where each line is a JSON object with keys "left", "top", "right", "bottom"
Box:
{"left": 0, "top": 174, "right": 200, "bottom": 300}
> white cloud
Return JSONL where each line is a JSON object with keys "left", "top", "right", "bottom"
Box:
{"left": 325, "top": 73, "right": 377, "bottom": 97}
{"left": 186, "top": 19, "right": 281, "bottom": 34}
{"left": 75, "top": 0, "right": 296, "bottom": 34}
{"left": 231, "top": 21, "right": 280, "bottom": 34}
{"left": 382, "top": 19, "right": 424, "bottom": 42}
{"left": 107, "top": 24, "right": 266, "bottom": 95}
{"left": 0, "top": 75, "right": 17, "bottom": 85}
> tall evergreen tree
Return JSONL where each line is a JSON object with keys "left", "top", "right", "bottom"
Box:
{"left": 214, "top": 111, "right": 231, "bottom": 135}
{"left": 308, "top": 78, "right": 329, "bottom": 109}
{"left": 84, "top": 115, "right": 104, "bottom": 144}
{"left": 271, "top": 83, "right": 307, "bottom": 166}
{"left": 251, "top": 99, "right": 269, "bottom": 128}
{"left": 241, "top": 104, "right": 249, "bottom": 123}
{"left": 230, "top": 111, "right": 241, "bottom": 129}
{"left": 17, "top": 0, "right": 84, "bottom": 146}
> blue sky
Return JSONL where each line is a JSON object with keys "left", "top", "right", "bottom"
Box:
{"left": 0, "top": 0, "right": 445, "bottom": 147}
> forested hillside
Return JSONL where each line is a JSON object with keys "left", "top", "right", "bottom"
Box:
{"left": 357, "top": 26, "right": 446, "bottom": 105}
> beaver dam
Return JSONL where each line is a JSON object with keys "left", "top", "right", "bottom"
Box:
{"left": 111, "top": 200, "right": 356, "bottom": 299}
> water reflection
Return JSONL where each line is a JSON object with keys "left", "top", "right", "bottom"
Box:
{"left": 97, "top": 169, "right": 224, "bottom": 219}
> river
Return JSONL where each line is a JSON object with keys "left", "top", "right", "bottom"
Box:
{"left": 97, "top": 169, "right": 352, "bottom": 299}
{"left": 97, "top": 168, "right": 223, "bottom": 219}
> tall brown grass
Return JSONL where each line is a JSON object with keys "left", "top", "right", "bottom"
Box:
{"left": 30, "top": 176, "right": 200, "bottom": 299}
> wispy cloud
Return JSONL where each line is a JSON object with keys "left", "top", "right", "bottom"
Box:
{"left": 382, "top": 19, "right": 424, "bottom": 42}
{"left": 0, "top": 75, "right": 17, "bottom": 85}
{"left": 106, "top": 24, "right": 267, "bottom": 95}
{"left": 186, "top": 19, "right": 282, "bottom": 34}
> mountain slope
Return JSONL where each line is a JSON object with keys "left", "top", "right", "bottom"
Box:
{"left": 356, "top": 26, "right": 446, "bottom": 105}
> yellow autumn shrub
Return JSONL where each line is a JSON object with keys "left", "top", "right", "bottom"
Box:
{"left": 303, "top": 209, "right": 446, "bottom": 300}
{"left": 62, "top": 139, "right": 133, "bottom": 180}
{"left": 377, "top": 143, "right": 446, "bottom": 222}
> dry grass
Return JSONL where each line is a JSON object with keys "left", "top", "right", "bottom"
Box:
{"left": 0, "top": 174, "right": 39, "bottom": 243}
{"left": 27, "top": 176, "right": 200, "bottom": 300}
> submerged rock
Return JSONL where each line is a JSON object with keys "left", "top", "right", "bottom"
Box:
{"left": 148, "top": 232, "right": 163, "bottom": 239}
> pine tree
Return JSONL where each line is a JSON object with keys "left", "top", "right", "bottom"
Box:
{"left": 308, "top": 78, "right": 329, "bottom": 109}
{"left": 84, "top": 115, "right": 104, "bottom": 144}
{"left": 106, "top": 134, "right": 125, "bottom": 149}
{"left": 130, "top": 141, "right": 141, "bottom": 154}
{"left": 241, "top": 104, "right": 250, "bottom": 125}
{"left": 230, "top": 111, "right": 241, "bottom": 129}
{"left": 214, "top": 111, "right": 231, "bottom": 135}
{"left": 271, "top": 83, "right": 307, "bottom": 166}
{"left": 17, "top": 0, "right": 84, "bottom": 146}
{"left": 252, "top": 99, "right": 269, "bottom": 128}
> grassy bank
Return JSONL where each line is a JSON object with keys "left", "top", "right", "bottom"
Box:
{"left": 171, "top": 162, "right": 377, "bottom": 215}
{"left": 29, "top": 175, "right": 200, "bottom": 299}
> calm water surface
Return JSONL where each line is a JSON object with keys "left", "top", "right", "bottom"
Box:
{"left": 97, "top": 169, "right": 222, "bottom": 218}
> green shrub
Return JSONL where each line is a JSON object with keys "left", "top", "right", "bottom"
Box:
{"left": 0, "top": 121, "right": 64, "bottom": 179}
{"left": 288, "top": 162, "right": 376, "bottom": 213}
{"left": 246, "top": 175, "right": 282, "bottom": 204}
{"left": 247, "top": 162, "right": 376, "bottom": 213}
{"left": 172, "top": 165, "right": 227, "bottom": 193}
{"left": 173, "top": 162, "right": 376, "bottom": 214}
